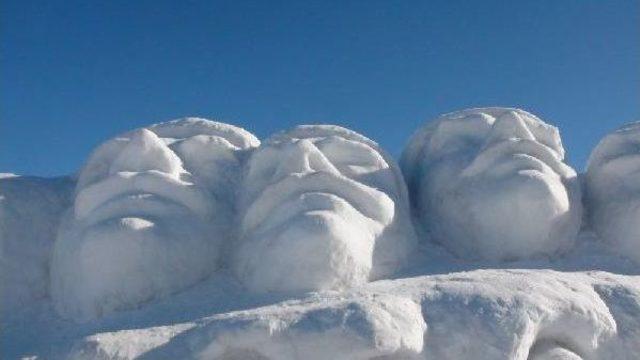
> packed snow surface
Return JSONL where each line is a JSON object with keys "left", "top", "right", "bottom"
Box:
{"left": 2, "top": 111, "right": 640, "bottom": 359}
{"left": 233, "top": 125, "right": 416, "bottom": 294}
{"left": 50, "top": 119, "right": 259, "bottom": 320}
{"left": 586, "top": 121, "right": 640, "bottom": 263}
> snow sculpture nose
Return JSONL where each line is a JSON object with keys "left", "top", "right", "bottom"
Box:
{"left": 486, "top": 110, "right": 536, "bottom": 144}
{"left": 109, "top": 128, "right": 183, "bottom": 175}
{"left": 273, "top": 139, "right": 340, "bottom": 179}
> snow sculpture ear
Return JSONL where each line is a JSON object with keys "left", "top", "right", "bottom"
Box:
{"left": 50, "top": 118, "right": 258, "bottom": 321}
{"left": 400, "top": 107, "right": 582, "bottom": 261}
{"left": 233, "top": 125, "right": 416, "bottom": 294}
{"left": 586, "top": 121, "right": 640, "bottom": 263}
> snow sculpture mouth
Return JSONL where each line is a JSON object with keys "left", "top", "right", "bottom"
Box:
{"left": 401, "top": 107, "right": 582, "bottom": 261}
{"left": 233, "top": 125, "right": 416, "bottom": 294}
{"left": 50, "top": 118, "right": 259, "bottom": 320}
{"left": 586, "top": 122, "right": 640, "bottom": 263}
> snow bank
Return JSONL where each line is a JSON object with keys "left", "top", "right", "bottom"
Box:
{"left": 50, "top": 118, "right": 259, "bottom": 321}
{"left": 196, "top": 294, "right": 426, "bottom": 360}
{"left": 232, "top": 125, "right": 416, "bottom": 294}
{"left": 586, "top": 122, "right": 640, "bottom": 263}
{"left": 0, "top": 175, "right": 74, "bottom": 311}
{"left": 64, "top": 270, "right": 640, "bottom": 360}
{"left": 401, "top": 108, "right": 582, "bottom": 261}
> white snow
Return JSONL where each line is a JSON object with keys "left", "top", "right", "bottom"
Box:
{"left": 50, "top": 118, "right": 259, "bottom": 321}
{"left": 0, "top": 175, "right": 74, "bottom": 312}
{"left": 586, "top": 121, "right": 640, "bottom": 264}
{"left": 2, "top": 115, "right": 640, "bottom": 360}
{"left": 56, "top": 268, "right": 639, "bottom": 360}
{"left": 232, "top": 125, "right": 416, "bottom": 294}
{"left": 400, "top": 108, "right": 582, "bottom": 261}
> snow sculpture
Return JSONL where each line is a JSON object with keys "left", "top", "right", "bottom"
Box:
{"left": 50, "top": 118, "right": 259, "bottom": 320}
{"left": 0, "top": 175, "right": 74, "bottom": 312}
{"left": 586, "top": 122, "right": 640, "bottom": 263}
{"left": 401, "top": 108, "right": 582, "bottom": 261}
{"left": 233, "top": 125, "right": 416, "bottom": 293}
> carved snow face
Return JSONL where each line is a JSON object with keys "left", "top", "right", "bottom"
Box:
{"left": 401, "top": 108, "right": 581, "bottom": 261}
{"left": 51, "top": 118, "right": 258, "bottom": 320}
{"left": 234, "top": 125, "right": 415, "bottom": 293}
{"left": 586, "top": 122, "right": 640, "bottom": 263}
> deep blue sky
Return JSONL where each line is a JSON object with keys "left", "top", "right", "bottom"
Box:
{"left": 2, "top": 0, "right": 639, "bottom": 176}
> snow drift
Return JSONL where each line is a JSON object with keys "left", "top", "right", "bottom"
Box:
{"left": 401, "top": 108, "right": 582, "bottom": 261}
{"left": 50, "top": 118, "right": 259, "bottom": 320}
{"left": 63, "top": 270, "right": 640, "bottom": 360}
{"left": 233, "top": 125, "right": 416, "bottom": 294}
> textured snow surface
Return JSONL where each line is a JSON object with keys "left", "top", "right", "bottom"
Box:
{"left": 401, "top": 108, "right": 582, "bottom": 261}
{"left": 233, "top": 125, "right": 416, "bottom": 293}
{"left": 4, "top": 267, "right": 638, "bottom": 360}
{"left": 586, "top": 121, "right": 640, "bottom": 263}
{"left": 2, "top": 112, "right": 640, "bottom": 359}
{"left": 0, "top": 175, "right": 74, "bottom": 312}
{"left": 50, "top": 119, "right": 259, "bottom": 320}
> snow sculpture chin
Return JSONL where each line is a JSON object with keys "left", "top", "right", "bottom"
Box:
{"left": 586, "top": 122, "right": 640, "bottom": 263}
{"left": 233, "top": 125, "right": 416, "bottom": 293}
{"left": 51, "top": 118, "right": 259, "bottom": 320}
{"left": 401, "top": 108, "right": 582, "bottom": 261}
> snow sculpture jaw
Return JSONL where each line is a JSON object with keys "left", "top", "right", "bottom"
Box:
{"left": 51, "top": 118, "right": 259, "bottom": 321}
{"left": 234, "top": 125, "right": 416, "bottom": 293}
{"left": 401, "top": 108, "right": 582, "bottom": 261}
{"left": 586, "top": 122, "right": 640, "bottom": 263}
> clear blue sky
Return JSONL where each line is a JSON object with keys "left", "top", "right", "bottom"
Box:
{"left": 2, "top": 0, "right": 638, "bottom": 176}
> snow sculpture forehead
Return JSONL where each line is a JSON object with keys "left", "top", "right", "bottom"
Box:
{"left": 51, "top": 118, "right": 259, "bottom": 321}
{"left": 586, "top": 121, "right": 640, "bottom": 263}
{"left": 401, "top": 107, "right": 581, "bottom": 261}
{"left": 233, "top": 124, "right": 416, "bottom": 293}
{"left": 401, "top": 108, "right": 566, "bottom": 182}
{"left": 587, "top": 122, "right": 640, "bottom": 191}
{"left": 77, "top": 117, "right": 259, "bottom": 190}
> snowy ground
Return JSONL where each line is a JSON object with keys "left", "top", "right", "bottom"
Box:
{"left": 2, "top": 230, "right": 639, "bottom": 359}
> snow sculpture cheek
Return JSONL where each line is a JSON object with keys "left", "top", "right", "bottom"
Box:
{"left": 51, "top": 118, "right": 259, "bottom": 321}
{"left": 401, "top": 108, "right": 582, "bottom": 261}
{"left": 586, "top": 122, "right": 640, "bottom": 263}
{"left": 233, "top": 125, "right": 415, "bottom": 293}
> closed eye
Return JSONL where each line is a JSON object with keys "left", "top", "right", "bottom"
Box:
{"left": 316, "top": 136, "right": 389, "bottom": 176}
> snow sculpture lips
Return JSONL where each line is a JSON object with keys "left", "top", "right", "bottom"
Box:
{"left": 233, "top": 125, "right": 415, "bottom": 293}
{"left": 401, "top": 108, "right": 582, "bottom": 261}
{"left": 586, "top": 122, "right": 640, "bottom": 263}
{"left": 51, "top": 118, "right": 259, "bottom": 320}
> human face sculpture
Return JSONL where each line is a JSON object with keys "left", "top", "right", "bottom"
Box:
{"left": 586, "top": 122, "right": 640, "bottom": 263}
{"left": 51, "top": 118, "right": 259, "bottom": 320}
{"left": 233, "top": 125, "right": 415, "bottom": 293}
{"left": 401, "top": 108, "right": 582, "bottom": 261}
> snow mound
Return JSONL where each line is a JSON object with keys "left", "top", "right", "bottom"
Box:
{"left": 586, "top": 121, "right": 640, "bottom": 263}
{"left": 50, "top": 118, "right": 259, "bottom": 321}
{"left": 0, "top": 176, "right": 74, "bottom": 312}
{"left": 63, "top": 270, "right": 639, "bottom": 360}
{"left": 233, "top": 125, "right": 416, "bottom": 293}
{"left": 400, "top": 107, "right": 582, "bottom": 261}
{"left": 195, "top": 294, "right": 425, "bottom": 360}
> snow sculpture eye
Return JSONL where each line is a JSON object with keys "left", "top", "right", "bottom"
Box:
{"left": 50, "top": 118, "right": 259, "bottom": 320}
{"left": 401, "top": 108, "right": 582, "bottom": 261}
{"left": 233, "top": 125, "right": 416, "bottom": 293}
{"left": 586, "top": 122, "right": 640, "bottom": 263}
